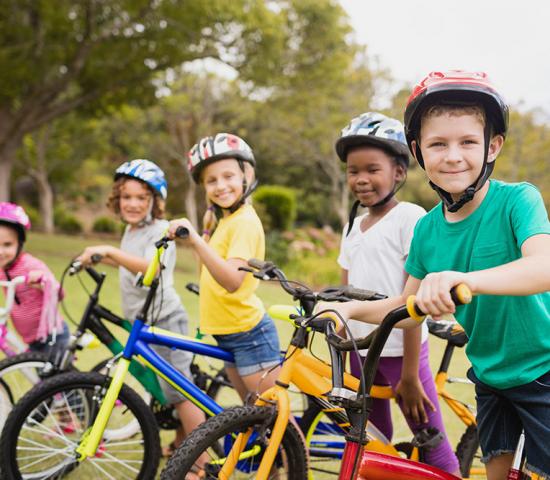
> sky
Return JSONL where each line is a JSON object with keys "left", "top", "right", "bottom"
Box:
{"left": 340, "top": 0, "right": 550, "bottom": 117}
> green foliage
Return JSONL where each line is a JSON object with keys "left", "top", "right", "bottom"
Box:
{"left": 54, "top": 207, "right": 82, "bottom": 234}
{"left": 20, "top": 204, "right": 40, "bottom": 230}
{"left": 254, "top": 185, "right": 297, "bottom": 231}
{"left": 264, "top": 231, "right": 291, "bottom": 267}
{"left": 92, "top": 216, "right": 119, "bottom": 234}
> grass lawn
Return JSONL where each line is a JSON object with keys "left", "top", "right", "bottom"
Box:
{"left": 2, "top": 232, "right": 479, "bottom": 478}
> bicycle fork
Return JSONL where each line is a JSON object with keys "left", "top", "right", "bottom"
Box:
{"left": 75, "top": 358, "right": 130, "bottom": 460}
{"left": 220, "top": 346, "right": 299, "bottom": 480}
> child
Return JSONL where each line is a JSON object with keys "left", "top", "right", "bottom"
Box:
{"left": 76, "top": 159, "right": 205, "bottom": 457}
{"left": 335, "top": 112, "right": 460, "bottom": 474}
{"left": 0, "top": 202, "right": 70, "bottom": 357}
{"left": 168, "top": 133, "right": 281, "bottom": 401}
{"left": 325, "top": 71, "right": 550, "bottom": 480}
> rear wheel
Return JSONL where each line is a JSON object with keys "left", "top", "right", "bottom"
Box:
{"left": 0, "top": 371, "right": 160, "bottom": 479}
{"left": 161, "top": 405, "right": 308, "bottom": 479}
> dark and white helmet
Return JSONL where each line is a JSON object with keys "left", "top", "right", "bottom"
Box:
{"left": 335, "top": 112, "right": 410, "bottom": 167}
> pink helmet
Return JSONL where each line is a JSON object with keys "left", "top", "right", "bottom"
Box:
{"left": 0, "top": 202, "right": 31, "bottom": 243}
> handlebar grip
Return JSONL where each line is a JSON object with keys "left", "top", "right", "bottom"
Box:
{"left": 91, "top": 253, "right": 103, "bottom": 264}
{"left": 344, "top": 286, "right": 387, "bottom": 301}
{"left": 175, "top": 226, "right": 190, "bottom": 239}
{"left": 406, "top": 283, "right": 473, "bottom": 323}
{"left": 248, "top": 258, "right": 270, "bottom": 270}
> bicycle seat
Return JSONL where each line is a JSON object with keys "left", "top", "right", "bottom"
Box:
{"left": 427, "top": 318, "right": 469, "bottom": 347}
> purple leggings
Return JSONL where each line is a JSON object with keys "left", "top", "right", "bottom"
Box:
{"left": 350, "top": 341, "right": 460, "bottom": 473}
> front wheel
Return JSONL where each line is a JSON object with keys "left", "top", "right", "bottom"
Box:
{"left": 161, "top": 405, "right": 308, "bottom": 480}
{"left": 0, "top": 371, "right": 160, "bottom": 479}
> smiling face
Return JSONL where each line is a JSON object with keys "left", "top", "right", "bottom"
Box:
{"left": 346, "top": 146, "right": 404, "bottom": 207}
{"left": 415, "top": 111, "right": 503, "bottom": 200}
{"left": 201, "top": 159, "right": 245, "bottom": 210}
{"left": 118, "top": 179, "right": 153, "bottom": 226}
{"left": 0, "top": 225, "right": 19, "bottom": 269}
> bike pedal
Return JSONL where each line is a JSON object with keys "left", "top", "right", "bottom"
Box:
{"left": 411, "top": 427, "right": 444, "bottom": 450}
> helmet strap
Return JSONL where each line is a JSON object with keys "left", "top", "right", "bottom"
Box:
{"left": 345, "top": 168, "right": 407, "bottom": 236}
{"left": 228, "top": 160, "right": 258, "bottom": 214}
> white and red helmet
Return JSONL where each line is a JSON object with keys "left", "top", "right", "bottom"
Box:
{"left": 0, "top": 202, "right": 31, "bottom": 243}
{"left": 404, "top": 70, "right": 509, "bottom": 167}
{"left": 403, "top": 70, "right": 509, "bottom": 212}
{"left": 187, "top": 133, "right": 255, "bottom": 184}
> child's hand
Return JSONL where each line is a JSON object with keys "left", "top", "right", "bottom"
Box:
{"left": 415, "top": 271, "right": 473, "bottom": 319}
{"left": 313, "top": 301, "right": 348, "bottom": 333}
{"left": 167, "top": 218, "right": 199, "bottom": 244}
{"left": 76, "top": 246, "right": 113, "bottom": 266}
{"left": 395, "top": 376, "right": 435, "bottom": 425}
{"left": 26, "top": 270, "right": 44, "bottom": 288}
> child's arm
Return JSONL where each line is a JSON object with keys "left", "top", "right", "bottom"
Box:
{"left": 396, "top": 327, "right": 435, "bottom": 424}
{"left": 168, "top": 218, "right": 247, "bottom": 293}
{"left": 77, "top": 245, "right": 149, "bottom": 275}
{"left": 319, "top": 275, "right": 423, "bottom": 329}
{"left": 415, "top": 233, "right": 550, "bottom": 318}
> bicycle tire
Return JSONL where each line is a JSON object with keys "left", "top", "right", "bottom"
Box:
{"left": 456, "top": 424, "right": 481, "bottom": 478}
{"left": 0, "top": 351, "right": 70, "bottom": 430}
{"left": 0, "top": 371, "right": 160, "bottom": 479}
{"left": 299, "top": 399, "right": 348, "bottom": 478}
{"left": 160, "top": 404, "right": 308, "bottom": 480}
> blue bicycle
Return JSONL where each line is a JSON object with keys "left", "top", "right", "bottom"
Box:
{"left": 0, "top": 228, "right": 242, "bottom": 479}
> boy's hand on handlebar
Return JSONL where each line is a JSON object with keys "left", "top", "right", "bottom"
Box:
{"left": 76, "top": 246, "right": 112, "bottom": 266}
{"left": 395, "top": 377, "right": 435, "bottom": 425}
{"left": 415, "top": 272, "right": 474, "bottom": 319}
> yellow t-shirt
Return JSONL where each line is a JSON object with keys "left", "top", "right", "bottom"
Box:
{"left": 199, "top": 204, "right": 265, "bottom": 335}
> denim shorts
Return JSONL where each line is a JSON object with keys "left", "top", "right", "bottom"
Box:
{"left": 151, "top": 307, "right": 194, "bottom": 404}
{"left": 467, "top": 368, "right": 550, "bottom": 477}
{"left": 214, "top": 314, "right": 281, "bottom": 376}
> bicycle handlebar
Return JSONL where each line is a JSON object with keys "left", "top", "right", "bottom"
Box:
{"left": 320, "top": 284, "right": 472, "bottom": 353}
{"left": 245, "top": 258, "right": 386, "bottom": 305}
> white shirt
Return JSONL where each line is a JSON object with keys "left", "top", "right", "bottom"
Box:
{"left": 337, "top": 202, "right": 427, "bottom": 356}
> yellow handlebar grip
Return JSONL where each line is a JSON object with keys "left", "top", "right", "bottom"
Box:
{"left": 453, "top": 283, "right": 473, "bottom": 305}
{"left": 406, "top": 295, "right": 425, "bottom": 324}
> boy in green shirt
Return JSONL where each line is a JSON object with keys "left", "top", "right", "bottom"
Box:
{"left": 326, "top": 71, "right": 550, "bottom": 479}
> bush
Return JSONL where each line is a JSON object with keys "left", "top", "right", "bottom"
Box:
{"left": 92, "top": 216, "right": 119, "bottom": 234}
{"left": 54, "top": 207, "right": 83, "bottom": 234}
{"left": 265, "top": 231, "right": 291, "bottom": 266}
{"left": 254, "top": 185, "right": 297, "bottom": 231}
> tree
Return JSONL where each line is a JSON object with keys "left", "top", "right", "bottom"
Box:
{"left": 0, "top": 0, "right": 288, "bottom": 200}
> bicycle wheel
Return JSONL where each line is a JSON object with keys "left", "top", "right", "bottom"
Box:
{"left": 299, "top": 400, "right": 347, "bottom": 478}
{"left": 0, "top": 351, "right": 57, "bottom": 430}
{"left": 0, "top": 371, "right": 160, "bottom": 479}
{"left": 160, "top": 405, "right": 308, "bottom": 480}
{"left": 456, "top": 424, "right": 483, "bottom": 478}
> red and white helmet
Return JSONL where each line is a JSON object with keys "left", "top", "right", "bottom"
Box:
{"left": 0, "top": 202, "right": 31, "bottom": 243}
{"left": 403, "top": 70, "right": 509, "bottom": 212}
{"left": 404, "top": 70, "right": 509, "bottom": 166}
{"left": 187, "top": 133, "right": 255, "bottom": 184}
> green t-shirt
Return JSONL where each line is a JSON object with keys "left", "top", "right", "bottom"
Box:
{"left": 405, "top": 180, "right": 550, "bottom": 389}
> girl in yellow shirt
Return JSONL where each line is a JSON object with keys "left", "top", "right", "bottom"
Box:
{"left": 168, "top": 133, "right": 280, "bottom": 400}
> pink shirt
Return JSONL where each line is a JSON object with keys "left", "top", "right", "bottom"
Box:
{"left": 0, "top": 253, "right": 64, "bottom": 344}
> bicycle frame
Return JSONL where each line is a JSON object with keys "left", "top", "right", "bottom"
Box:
{"left": 220, "top": 279, "right": 472, "bottom": 480}
{"left": 75, "top": 235, "right": 235, "bottom": 460}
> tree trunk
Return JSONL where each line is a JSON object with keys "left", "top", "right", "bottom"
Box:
{"left": 185, "top": 181, "right": 198, "bottom": 229}
{"left": 33, "top": 170, "right": 55, "bottom": 233}
{"left": 0, "top": 137, "right": 22, "bottom": 202}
